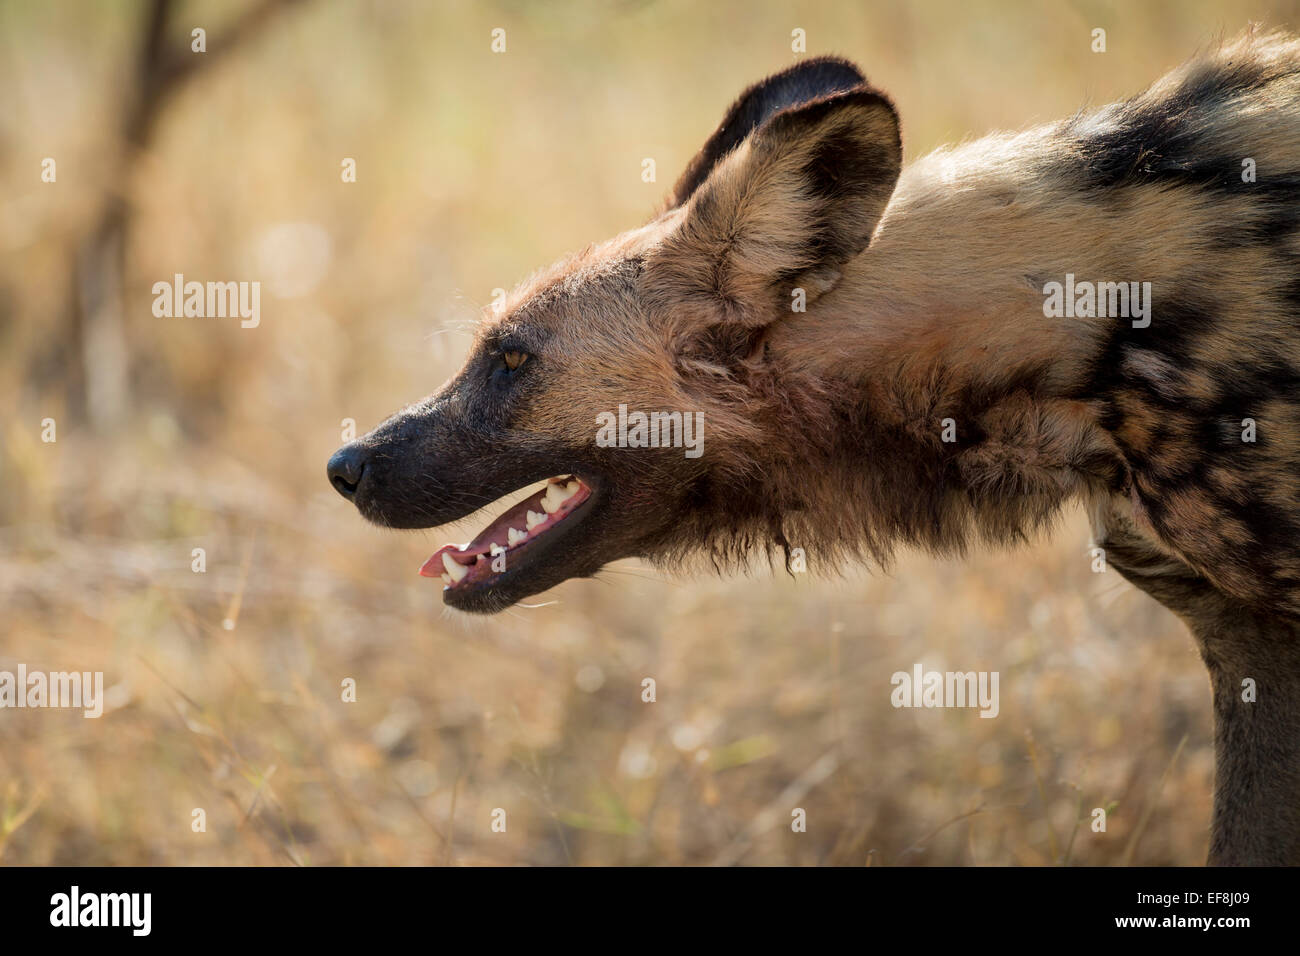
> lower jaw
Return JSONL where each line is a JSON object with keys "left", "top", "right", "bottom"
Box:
{"left": 441, "top": 543, "right": 545, "bottom": 601}
{"left": 442, "top": 574, "right": 553, "bottom": 611}
{"left": 441, "top": 580, "right": 514, "bottom": 612}
{"left": 427, "top": 476, "right": 598, "bottom": 605}
{"left": 438, "top": 544, "right": 568, "bottom": 612}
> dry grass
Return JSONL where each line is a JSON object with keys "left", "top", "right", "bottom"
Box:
{"left": 2, "top": 0, "right": 1287, "bottom": 865}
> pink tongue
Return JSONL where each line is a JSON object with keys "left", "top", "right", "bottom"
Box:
{"left": 418, "top": 550, "right": 454, "bottom": 578}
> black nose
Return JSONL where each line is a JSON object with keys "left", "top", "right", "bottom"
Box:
{"left": 327, "top": 443, "right": 370, "bottom": 500}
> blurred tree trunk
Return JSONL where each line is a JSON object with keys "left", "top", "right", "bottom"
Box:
{"left": 71, "top": 0, "right": 308, "bottom": 432}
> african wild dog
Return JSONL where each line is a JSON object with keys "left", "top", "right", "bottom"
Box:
{"left": 329, "top": 31, "right": 1300, "bottom": 865}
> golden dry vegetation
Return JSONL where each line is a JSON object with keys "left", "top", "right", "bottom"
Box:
{"left": 3, "top": 0, "right": 1293, "bottom": 865}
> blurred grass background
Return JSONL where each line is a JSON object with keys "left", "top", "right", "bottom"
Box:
{"left": 2, "top": 0, "right": 1294, "bottom": 865}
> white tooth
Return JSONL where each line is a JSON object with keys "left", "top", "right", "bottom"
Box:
{"left": 564, "top": 480, "right": 580, "bottom": 495}
{"left": 441, "top": 552, "right": 468, "bottom": 582}
{"left": 507, "top": 527, "right": 528, "bottom": 546}
{"left": 489, "top": 543, "right": 505, "bottom": 556}
{"left": 440, "top": 573, "right": 451, "bottom": 586}
{"left": 526, "top": 510, "right": 546, "bottom": 530}
{"left": 542, "top": 482, "right": 571, "bottom": 513}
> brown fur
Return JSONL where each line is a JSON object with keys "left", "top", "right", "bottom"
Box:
{"left": 331, "top": 31, "right": 1300, "bottom": 864}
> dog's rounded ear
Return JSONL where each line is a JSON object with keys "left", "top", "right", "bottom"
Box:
{"left": 666, "top": 57, "right": 869, "bottom": 210}
{"left": 643, "top": 83, "right": 902, "bottom": 327}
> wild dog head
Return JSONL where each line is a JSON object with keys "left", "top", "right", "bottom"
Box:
{"left": 328, "top": 57, "right": 902, "bottom": 612}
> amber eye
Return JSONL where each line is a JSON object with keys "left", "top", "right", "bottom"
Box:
{"left": 503, "top": 350, "right": 528, "bottom": 371}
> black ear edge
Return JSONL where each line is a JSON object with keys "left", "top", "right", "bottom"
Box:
{"left": 754, "top": 85, "right": 902, "bottom": 159}
{"left": 665, "top": 56, "right": 872, "bottom": 209}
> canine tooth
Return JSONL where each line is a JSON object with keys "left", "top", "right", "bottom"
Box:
{"left": 507, "top": 527, "right": 528, "bottom": 546}
{"left": 564, "top": 480, "right": 580, "bottom": 496}
{"left": 441, "top": 552, "right": 468, "bottom": 582}
{"left": 440, "top": 573, "right": 451, "bottom": 586}
{"left": 526, "top": 510, "right": 546, "bottom": 530}
{"left": 490, "top": 543, "right": 505, "bottom": 556}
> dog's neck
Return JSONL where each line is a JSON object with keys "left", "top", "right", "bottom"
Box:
{"left": 755, "top": 136, "right": 1142, "bottom": 560}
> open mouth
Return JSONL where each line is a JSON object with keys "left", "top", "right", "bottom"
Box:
{"left": 418, "top": 475, "right": 594, "bottom": 596}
